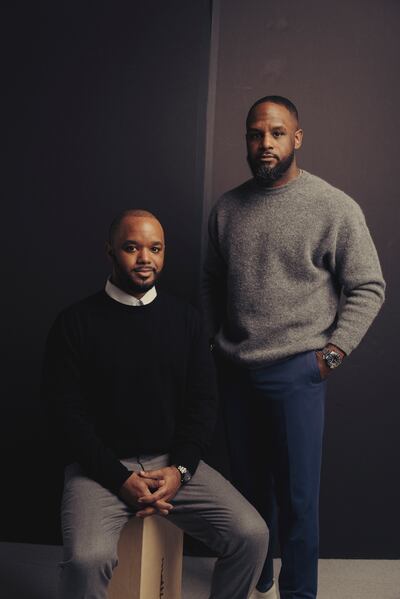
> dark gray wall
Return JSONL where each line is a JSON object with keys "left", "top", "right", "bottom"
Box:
{"left": 207, "top": 0, "right": 399, "bottom": 557}
{"left": 2, "top": 1, "right": 211, "bottom": 544}
{"left": 3, "top": 0, "right": 399, "bottom": 560}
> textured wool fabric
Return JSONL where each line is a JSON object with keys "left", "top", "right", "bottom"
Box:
{"left": 203, "top": 170, "right": 385, "bottom": 366}
{"left": 42, "top": 290, "right": 217, "bottom": 494}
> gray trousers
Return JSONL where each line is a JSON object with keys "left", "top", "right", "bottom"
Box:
{"left": 60, "top": 454, "right": 268, "bottom": 599}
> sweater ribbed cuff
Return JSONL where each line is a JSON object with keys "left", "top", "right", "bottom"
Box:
{"left": 169, "top": 444, "right": 202, "bottom": 477}
{"left": 104, "top": 462, "right": 132, "bottom": 495}
{"left": 328, "top": 334, "right": 354, "bottom": 356}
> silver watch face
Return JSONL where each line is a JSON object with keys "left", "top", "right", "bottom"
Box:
{"left": 177, "top": 465, "right": 192, "bottom": 484}
{"left": 324, "top": 350, "right": 342, "bottom": 369}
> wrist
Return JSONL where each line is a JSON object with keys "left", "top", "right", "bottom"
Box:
{"left": 325, "top": 343, "right": 346, "bottom": 358}
{"left": 318, "top": 344, "right": 345, "bottom": 369}
{"left": 172, "top": 464, "right": 192, "bottom": 485}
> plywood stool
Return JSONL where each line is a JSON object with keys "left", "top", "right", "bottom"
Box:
{"left": 108, "top": 515, "right": 183, "bottom": 599}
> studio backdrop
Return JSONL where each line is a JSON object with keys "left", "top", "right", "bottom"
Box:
{"left": 2, "top": 0, "right": 399, "bottom": 558}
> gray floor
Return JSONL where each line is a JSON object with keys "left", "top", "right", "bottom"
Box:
{"left": 0, "top": 543, "right": 399, "bottom": 599}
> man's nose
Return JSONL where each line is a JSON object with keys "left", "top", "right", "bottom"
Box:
{"left": 260, "top": 133, "right": 274, "bottom": 149}
{"left": 137, "top": 248, "right": 151, "bottom": 263}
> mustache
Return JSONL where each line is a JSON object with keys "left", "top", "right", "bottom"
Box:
{"left": 132, "top": 267, "right": 156, "bottom": 272}
{"left": 258, "top": 152, "right": 279, "bottom": 160}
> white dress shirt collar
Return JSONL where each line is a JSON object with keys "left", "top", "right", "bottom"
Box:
{"left": 105, "top": 279, "right": 157, "bottom": 307}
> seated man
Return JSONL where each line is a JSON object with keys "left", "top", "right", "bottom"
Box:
{"left": 42, "top": 209, "right": 268, "bottom": 599}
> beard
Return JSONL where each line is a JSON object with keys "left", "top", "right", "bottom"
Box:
{"left": 247, "top": 149, "right": 295, "bottom": 187}
{"left": 112, "top": 264, "right": 161, "bottom": 296}
{"left": 126, "top": 275, "right": 159, "bottom": 295}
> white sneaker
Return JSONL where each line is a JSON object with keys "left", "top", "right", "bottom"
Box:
{"left": 249, "top": 581, "right": 278, "bottom": 599}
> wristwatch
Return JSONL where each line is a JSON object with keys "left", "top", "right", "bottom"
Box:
{"left": 321, "top": 347, "right": 343, "bottom": 369}
{"left": 174, "top": 465, "right": 192, "bottom": 485}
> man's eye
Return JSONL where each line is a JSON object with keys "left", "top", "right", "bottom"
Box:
{"left": 273, "top": 131, "right": 284, "bottom": 137}
{"left": 125, "top": 245, "right": 137, "bottom": 252}
{"left": 248, "top": 132, "right": 262, "bottom": 141}
{"left": 151, "top": 247, "right": 161, "bottom": 253}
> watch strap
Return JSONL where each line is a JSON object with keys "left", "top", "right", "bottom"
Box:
{"left": 174, "top": 465, "right": 192, "bottom": 485}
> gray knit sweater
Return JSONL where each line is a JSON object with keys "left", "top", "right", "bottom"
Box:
{"left": 203, "top": 170, "right": 385, "bottom": 366}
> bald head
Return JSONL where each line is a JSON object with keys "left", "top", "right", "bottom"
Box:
{"left": 246, "top": 95, "right": 299, "bottom": 129}
{"left": 108, "top": 209, "right": 162, "bottom": 247}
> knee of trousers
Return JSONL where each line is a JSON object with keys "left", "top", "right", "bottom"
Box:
{"left": 62, "top": 547, "right": 118, "bottom": 582}
{"left": 228, "top": 511, "right": 269, "bottom": 559}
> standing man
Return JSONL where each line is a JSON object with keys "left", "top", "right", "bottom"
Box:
{"left": 203, "top": 96, "right": 385, "bottom": 599}
{"left": 42, "top": 209, "right": 268, "bottom": 599}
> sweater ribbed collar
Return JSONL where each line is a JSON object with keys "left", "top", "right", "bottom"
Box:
{"left": 249, "top": 168, "right": 305, "bottom": 196}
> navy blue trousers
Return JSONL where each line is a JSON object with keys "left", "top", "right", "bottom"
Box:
{"left": 218, "top": 350, "right": 327, "bottom": 599}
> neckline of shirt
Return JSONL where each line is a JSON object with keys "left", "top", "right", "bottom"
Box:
{"left": 250, "top": 168, "right": 307, "bottom": 196}
{"left": 105, "top": 279, "right": 157, "bottom": 307}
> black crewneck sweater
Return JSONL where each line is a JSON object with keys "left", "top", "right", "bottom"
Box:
{"left": 42, "top": 290, "right": 217, "bottom": 494}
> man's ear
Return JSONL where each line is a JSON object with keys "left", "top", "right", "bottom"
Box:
{"left": 294, "top": 128, "right": 303, "bottom": 150}
{"left": 106, "top": 241, "right": 114, "bottom": 259}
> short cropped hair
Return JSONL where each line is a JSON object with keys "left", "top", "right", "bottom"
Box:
{"left": 108, "top": 209, "right": 158, "bottom": 245}
{"left": 246, "top": 95, "right": 299, "bottom": 128}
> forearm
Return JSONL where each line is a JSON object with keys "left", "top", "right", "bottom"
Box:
{"left": 170, "top": 388, "right": 217, "bottom": 474}
{"left": 329, "top": 204, "right": 385, "bottom": 355}
{"left": 43, "top": 313, "right": 131, "bottom": 494}
{"left": 201, "top": 235, "right": 227, "bottom": 338}
{"left": 329, "top": 279, "right": 385, "bottom": 355}
{"left": 62, "top": 411, "right": 131, "bottom": 493}
{"left": 170, "top": 318, "right": 218, "bottom": 474}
